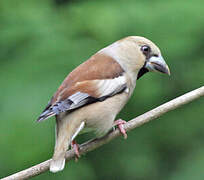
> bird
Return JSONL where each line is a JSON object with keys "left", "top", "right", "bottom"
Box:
{"left": 37, "top": 36, "right": 170, "bottom": 173}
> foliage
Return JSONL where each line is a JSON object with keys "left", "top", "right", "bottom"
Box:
{"left": 0, "top": 0, "right": 204, "bottom": 179}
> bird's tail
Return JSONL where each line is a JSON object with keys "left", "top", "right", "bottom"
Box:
{"left": 50, "top": 156, "right": 66, "bottom": 173}
{"left": 50, "top": 116, "right": 84, "bottom": 173}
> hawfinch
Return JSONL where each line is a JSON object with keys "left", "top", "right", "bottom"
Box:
{"left": 37, "top": 36, "right": 170, "bottom": 173}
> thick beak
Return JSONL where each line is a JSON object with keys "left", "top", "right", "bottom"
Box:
{"left": 145, "top": 55, "right": 170, "bottom": 75}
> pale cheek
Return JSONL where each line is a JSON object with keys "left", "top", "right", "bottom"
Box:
{"left": 134, "top": 54, "right": 146, "bottom": 71}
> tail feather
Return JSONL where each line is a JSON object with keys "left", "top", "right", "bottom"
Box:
{"left": 49, "top": 116, "right": 85, "bottom": 173}
{"left": 49, "top": 116, "right": 71, "bottom": 173}
{"left": 50, "top": 157, "right": 65, "bottom": 173}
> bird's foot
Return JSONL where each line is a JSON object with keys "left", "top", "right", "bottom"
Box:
{"left": 71, "top": 140, "right": 80, "bottom": 161}
{"left": 114, "top": 119, "right": 127, "bottom": 139}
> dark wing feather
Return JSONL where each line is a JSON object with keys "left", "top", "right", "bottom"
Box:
{"left": 36, "top": 100, "right": 54, "bottom": 122}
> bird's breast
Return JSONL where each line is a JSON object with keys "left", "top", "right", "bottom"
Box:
{"left": 80, "top": 92, "right": 129, "bottom": 137}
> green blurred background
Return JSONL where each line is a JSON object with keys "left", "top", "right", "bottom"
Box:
{"left": 0, "top": 0, "right": 204, "bottom": 179}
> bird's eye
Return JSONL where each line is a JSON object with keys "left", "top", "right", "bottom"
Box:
{"left": 141, "top": 45, "right": 151, "bottom": 55}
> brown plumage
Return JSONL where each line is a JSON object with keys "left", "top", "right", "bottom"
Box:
{"left": 51, "top": 53, "right": 124, "bottom": 104}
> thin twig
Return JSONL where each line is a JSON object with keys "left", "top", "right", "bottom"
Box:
{"left": 2, "top": 86, "right": 204, "bottom": 180}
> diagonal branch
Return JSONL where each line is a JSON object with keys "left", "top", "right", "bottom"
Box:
{"left": 2, "top": 86, "right": 204, "bottom": 180}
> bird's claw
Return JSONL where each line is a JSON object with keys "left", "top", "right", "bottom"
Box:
{"left": 71, "top": 140, "right": 80, "bottom": 161}
{"left": 114, "top": 119, "right": 127, "bottom": 139}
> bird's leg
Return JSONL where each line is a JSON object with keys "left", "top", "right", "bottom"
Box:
{"left": 114, "top": 119, "right": 127, "bottom": 139}
{"left": 71, "top": 140, "right": 80, "bottom": 161}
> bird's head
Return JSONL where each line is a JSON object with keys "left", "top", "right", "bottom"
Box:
{"left": 102, "top": 36, "right": 170, "bottom": 81}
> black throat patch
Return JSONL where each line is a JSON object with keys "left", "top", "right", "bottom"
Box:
{"left": 137, "top": 67, "right": 149, "bottom": 80}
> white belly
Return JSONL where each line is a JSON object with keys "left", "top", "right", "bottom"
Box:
{"left": 77, "top": 92, "right": 129, "bottom": 137}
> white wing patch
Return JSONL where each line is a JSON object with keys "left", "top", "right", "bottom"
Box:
{"left": 95, "top": 76, "right": 126, "bottom": 97}
{"left": 68, "top": 75, "right": 127, "bottom": 109}
{"left": 69, "top": 92, "right": 89, "bottom": 105}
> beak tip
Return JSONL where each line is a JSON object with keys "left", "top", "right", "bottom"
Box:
{"left": 166, "top": 66, "right": 171, "bottom": 76}
{"left": 166, "top": 69, "right": 170, "bottom": 76}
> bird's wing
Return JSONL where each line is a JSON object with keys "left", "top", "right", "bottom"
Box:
{"left": 37, "top": 77, "right": 127, "bottom": 122}
{"left": 37, "top": 53, "right": 126, "bottom": 122}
